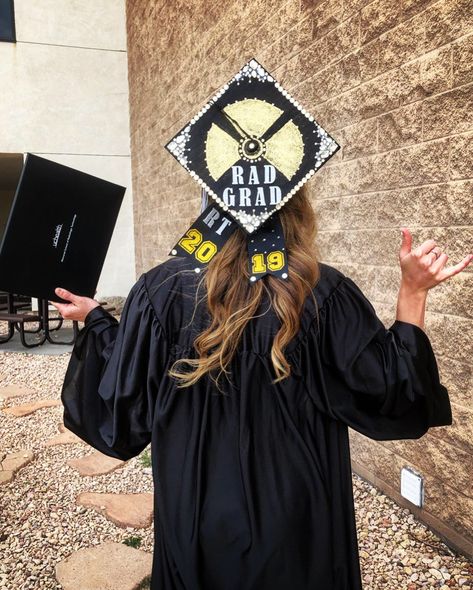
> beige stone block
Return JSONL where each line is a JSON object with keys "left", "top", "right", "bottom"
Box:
{"left": 324, "top": 160, "right": 360, "bottom": 197}
{"left": 453, "top": 33, "right": 473, "bottom": 87}
{"left": 313, "top": 197, "right": 341, "bottom": 230}
{"left": 339, "top": 117, "right": 378, "bottom": 161}
{"left": 356, "top": 151, "right": 401, "bottom": 192}
{"left": 402, "top": 0, "right": 438, "bottom": 19}
{"left": 378, "top": 102, "right": 423, "bottom": 151}
{"left": 316, "top": 230, "right": 351, "bottom": 262}
{"left": 383, "top": 434, "right": 473, "bottom": 498}
{"left": 378, "top": 12, "right": 426, "bottom": 72}
{"left": 373, "top": 265, "right": 400, "bottom": 303}
{"left": 398, "top": 46, "right": 452, "bottom": 105}
{"left": 325, "top": 14, "right": 361, "bottom": 64}
{"left": 436, "top": 356, "right": 473, "bottom": 408}
{"left": 396, "top": 138, "right": 450, "bottom": 186}
{"left": 376, "top": 181, "right": 471, "bottom": 228}
{"left": 76, "top": 492, "right": 154, "bottom": 529}
{"left": 450, "top": 132, "right": 473, "bottom": 180}
{"left": 0, "top": 385, "right": 36, "bottom": 400}
{"left": 356, "top": 69, "right": 402, "bottom": 120}
{"left": 14, "top": 0, "right": 126, "bottom": 50}
{"left": 349, "top": 430, "right": 399, "bottom": 482}
{"left": 424, "top": 0, "right": 473, "bottom": 52}
{"left": 0, "top": 43, "right": 130, "bottom": 156}
{"left": 423, "top": 83, "right": 473, "bottom": 140}
{"left": 3, "top": 400, "right": 61, "bottom": 417}
{"left": 288, "top": 38, "right": 328, "bottom": 90}
{"left": 316, "top": 90, "right": 362, "bottom": 129}
{"left": 68, "top": 451, "right": 126, "bottom": 476}
{"left": 342, "top": 0, "right": 373, "bottom": 19}
{"left": 425, "top": 310, "right": 473, "bottom": 365}
{"left": 424, "top": 473, "right": 473, "bottom": 541}
{"left": 55, "top": 542, "right": 152, "bottom": 590}
{"left": 345, "top": 228, "right": 401, "bottom": 265}
{"left": 427, "top": 271, "right": 473, "bottom": 320}
{"left": 312, "top": 0, "right": 343, "bottom": 40}
{"left": 339, "top": 194, "right": 378, "bottom": 229}
{"left": 360, "top": 0, "right": 401, "bottom": 45}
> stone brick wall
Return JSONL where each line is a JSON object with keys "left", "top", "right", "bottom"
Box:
{"left": 125, "top": 0, "right": 473, "bottom": 557}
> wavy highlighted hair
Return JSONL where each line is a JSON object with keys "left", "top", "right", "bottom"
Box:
{"left": 168, "top": 184, "right": 321, "bottom": 391}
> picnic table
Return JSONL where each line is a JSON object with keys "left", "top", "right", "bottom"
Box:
{"left": 0, "top": 291, "right": 115, "bottom": 348}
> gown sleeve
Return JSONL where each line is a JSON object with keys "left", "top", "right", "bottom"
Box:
{"left": 304, "top": 275, "right": 453, "bottom": 441}
{"left": 60, "top": 273, "right": 166, "bottom": 460}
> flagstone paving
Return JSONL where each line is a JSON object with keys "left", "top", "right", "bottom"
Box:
{"left": 76, "top": 492, "right": 154, "bottom": 528}
{"left": 0, "top": 450, "right": 34, "bottom": 485}
{"left": 2, "top": 398, "right": 61, "bottom": 417}
{"left": 55, "top": 542, "right": 153, "bottom": 590}
{"left": 46, "top": 423, "right": 85, "bottom": 446}
{"left": 0, "top": 384, "right": 37, "bottom": 401}
{"left": 68, "top": 450, "right": 126, "bottom": 476}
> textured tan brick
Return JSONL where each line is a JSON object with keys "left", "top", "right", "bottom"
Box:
{"left": 360, "top": 0, "right": 401, "bottom": 45}
{"left": 402, "top": 0, "right": 439, "bottom": 18}
{"left": 425, "top": 271, "right": 473, "bottom": 322}
{"left": 341, "top": 0, "right": 374, "bottom": 19}
{"left": 378, "top": 12, "right": 426, "bottom": 72}
{"left": 313, "top": 197, "right": 341, "bottom": 230}
{"left": 423, "top": 476, "right": 473, "bottom": 542}
{"left": 376, "top": 181, "right": 472, "bottom": 228}
{"left": 339, "top": 118, "right": 378, "bottom": 160}
{"left": 453, "top": 33, "right": 473, "bottom": 86}
{"left": 437, "top": 356, "right": 473, "bottom": 408}
{"left": 339, "top": 193, "right": 378, "bottom": 229}
{"left": 425, "top": 301, "right": 473, "bottom": 365}
{"left": 378, "top": 102, "right": 422, "bottom": 151}
{"left": 324, "top": 159, "right": 360, "bottom": 196}
{"left": 349, "top": 430, "right": 399, "bottom": 481}
{"left": 383, "top": 435, "right": 473, "bottom": 498}
{"left": 398, "top": 46, "right": 452, "bottom": 104}
{"left": 396, "top": 138, "right": 450, "bottom": 186}
{"left": 312, "top": 0, "right": 343, "bottom": 40}
{"left": 355, "top": 69, "right": 401, "bottom": 120}
{"left": 424, "top": 0, "right": 473, "bottom": 52}
{"left": 325, "top": 14, "right": 361, "bottom": 64}
{"left": 450, "top": 131, "right": 473, "bottom": 179}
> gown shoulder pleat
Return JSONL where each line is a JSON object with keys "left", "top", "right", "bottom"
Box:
{"left": 290, "top": 271, "right": 452, "bottom": 441}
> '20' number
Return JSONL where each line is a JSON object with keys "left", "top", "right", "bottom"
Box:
{"left": 179, "top": 229, "right": 217, "bottom": 263}
{"left": 251, "top": 251, "right": 285, "bottom": 274}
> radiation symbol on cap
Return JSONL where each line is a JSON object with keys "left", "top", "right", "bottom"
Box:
{"left": 205, "top": 98, "right": 304, "bottom": 182}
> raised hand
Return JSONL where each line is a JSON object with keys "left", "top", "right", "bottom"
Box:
{"left": 49, "top": 287, "right": 101, "bottom": 323}
{"left": 399, "top": 228, "right": 473, "bottom": 294}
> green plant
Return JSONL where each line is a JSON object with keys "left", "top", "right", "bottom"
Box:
{"left": 123, "top": 535, "right": 142, "bottom": 548}
{"left": 137, "top": 574, "right": 152, "bottom": 589}
{"left": 139, "top": 448, "right": 152, "bottom": 468}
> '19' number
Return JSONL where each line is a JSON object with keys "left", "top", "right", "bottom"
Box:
{"left": 251, "top": 251, "right": 285, "bottom": 274}
{"left": 178, "top": 229, "right": 217, "bottom": 263}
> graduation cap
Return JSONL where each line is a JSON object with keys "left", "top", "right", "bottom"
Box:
{"left": 165, "top": 58, "right": 340, "bottom": 283}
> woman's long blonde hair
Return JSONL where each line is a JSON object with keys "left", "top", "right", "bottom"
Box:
{"left": 168, "top": 184, "right": 321, "bottom": 391}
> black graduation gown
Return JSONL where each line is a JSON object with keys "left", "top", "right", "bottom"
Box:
{"left": 60, "top": 258, "right": 452, "bottom": 590}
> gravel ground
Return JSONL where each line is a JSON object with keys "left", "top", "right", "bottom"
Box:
{"left": 1, "top": 336, "right": 472, "bottom": 590}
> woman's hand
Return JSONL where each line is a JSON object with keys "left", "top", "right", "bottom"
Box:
{"left": 399, "top": 227, "right": 473, "bottom": 295}
{"left": 49, "top": 287, "right": 101, "bottom": 323}
{"left": 396, "top": 228, "right": 472, "bottom": 329}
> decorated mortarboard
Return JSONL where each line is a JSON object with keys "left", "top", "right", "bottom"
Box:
{"left": 165, "top": 58, "right": 340, "bottom": 283}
